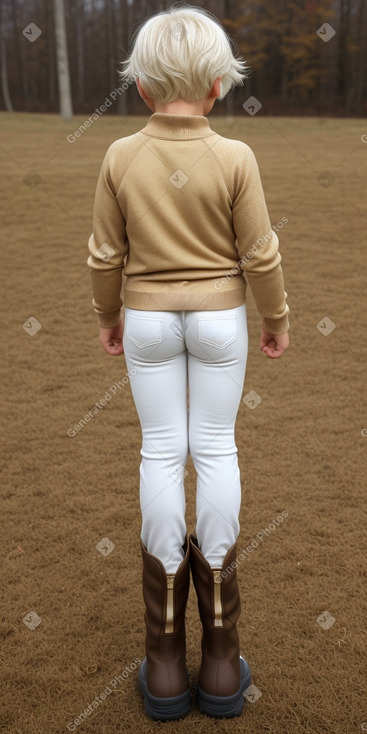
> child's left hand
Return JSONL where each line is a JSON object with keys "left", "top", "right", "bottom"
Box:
{"left": 99, "top": 320, "right": 124, "bottom": 355}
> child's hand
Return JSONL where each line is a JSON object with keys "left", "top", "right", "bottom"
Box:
{"left": 260, "top": 328, "right": 289, "bottom": 359}
{"left": 99, "top": 320, "right": 124, "bottom": 355}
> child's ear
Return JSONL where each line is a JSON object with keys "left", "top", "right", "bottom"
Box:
{"left": 209, "top": 77, "right": 222, "bottom": 99}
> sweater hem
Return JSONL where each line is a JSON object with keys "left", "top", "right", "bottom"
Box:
{"left": 123, "top": 287, "right": 247, "bottom": 312}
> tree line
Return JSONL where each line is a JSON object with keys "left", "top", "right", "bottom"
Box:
{"left": 0, "top": 0, "right": 366, "bottom": 118}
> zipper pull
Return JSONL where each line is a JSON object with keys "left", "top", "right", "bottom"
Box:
{"left": 213, "top": 569, "right": 224, "bottom": 627}
{"left": 165, "top": 574, "right": 175, "bottom": 633}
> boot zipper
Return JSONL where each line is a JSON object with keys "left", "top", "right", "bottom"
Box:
{"left": 165, "top": 574, "right": 175, "bottom": 633}
{"left": 213, "top": 570, "right": 224, "bottom": 627}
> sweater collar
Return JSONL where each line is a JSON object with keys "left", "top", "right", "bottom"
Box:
{"left": 140, "top": 112, "right": 215, "bottom": 140}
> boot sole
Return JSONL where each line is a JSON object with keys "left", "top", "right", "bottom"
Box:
{"left": 197, "top": 655, "right": 251, "bottom": 718}
{"left": 138, "top": 657, "right": 192, "bottom": 721}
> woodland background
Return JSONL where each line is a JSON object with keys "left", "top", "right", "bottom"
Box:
{"left": 0, "top": 0, "right": 366, "bottom": 118}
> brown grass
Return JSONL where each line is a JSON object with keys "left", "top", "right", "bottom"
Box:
{"left": 1, "top": 111, "right": 367, "bottom": 734}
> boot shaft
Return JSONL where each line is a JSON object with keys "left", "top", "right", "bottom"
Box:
{"left": 140, "top": 537, "right": 190, "bottom": 698}
{"left": 189, "top": 534, "right": 241, "bottom": 697}
{"left": 189, "top": 534, "right": 241, "bottom": 630}
{"left": 141, "top": 539, "right": 190, "bottom": 642}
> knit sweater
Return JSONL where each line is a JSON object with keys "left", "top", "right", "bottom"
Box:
{"left": 87, "top": 112, "right": 290, "bottom": 334}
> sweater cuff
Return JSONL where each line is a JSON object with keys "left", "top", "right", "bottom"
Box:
{"left": 262, "top": 314, "right": 290, "bottom": 334}
{"left": 97, "top": 309, "right": 123, "bottom": 328}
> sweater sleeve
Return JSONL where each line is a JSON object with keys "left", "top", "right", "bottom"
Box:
{"left": 87, "top": 145, "right": 128, "bottom": 328}
{"left": 232, "top": 146, "right": 290, "bottom": 334}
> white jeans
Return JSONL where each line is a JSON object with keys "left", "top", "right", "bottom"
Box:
{"left": 122, "top": 304, "right": 248, "bottom": 573}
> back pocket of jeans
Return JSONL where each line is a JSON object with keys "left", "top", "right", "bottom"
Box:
{"left": 198, "top": 315, "right": 237, "bottom": 349}
{"left": 125, "top": 315, "right": 163, "bottom": 348}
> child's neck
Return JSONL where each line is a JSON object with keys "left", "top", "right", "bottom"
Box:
{"left": 154, "top": 98, "right": 211, "bottom": 117}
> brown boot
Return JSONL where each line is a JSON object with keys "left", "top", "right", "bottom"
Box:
{"left": 138, "top": 536, "right": 192, "bottom": 720}
{"left": 189, "top": 534, "right": 251, "bottom": 717}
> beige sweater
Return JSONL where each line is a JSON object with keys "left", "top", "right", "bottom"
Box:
{"left": 87, "top": 112, "right": 290, "bottom": 333}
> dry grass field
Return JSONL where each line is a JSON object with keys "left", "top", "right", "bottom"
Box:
{"left": 1, "top": 111, "right": 367, "bottom": 734}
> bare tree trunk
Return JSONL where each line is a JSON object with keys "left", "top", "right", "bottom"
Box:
{"left": 223, "top": 0, "right": 235, "bottom": 117}
{"left": 12, "top": 0, "right": 29, "bottom": 107}
{"left": 75, "top": 0, "right": 85, "bottom": 107}
{"left": 355, "top": 0, "right": 365, "bottom": 114}
{"left": 48, "top": 11, "right": 57, "bottom": 107}
{"left": 54, "top": 0, "right": 73, "bottom": 119}
{"left": 105, "top": 0, "right": 116, "bottom": 93}
{"left": 344, "top": 0, "right": 352, "bottom": 114}
{"left": 117, "top": 0, "right": 128, "bottom": 115}
{"left": 0, "top": 1, "right": 13, "bottom": 112}
{"left": 43, "top": 0, "right": 57, "bottom": 107}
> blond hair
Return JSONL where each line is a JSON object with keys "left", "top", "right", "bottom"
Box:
{"left": 119, "top": 4, "right": 251, "bottom": 104}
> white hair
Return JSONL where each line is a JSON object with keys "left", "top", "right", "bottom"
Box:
{"left": 119, "top": 4, "right": 251, "bottom": 104}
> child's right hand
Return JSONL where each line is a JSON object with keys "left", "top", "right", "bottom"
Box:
{"left": 260, "top": 328, "right": 289, "bottom": 359}
{"left": 99, "top": 320, "right": 124, "bottom": 355}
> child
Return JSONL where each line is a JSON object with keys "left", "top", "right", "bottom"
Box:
{"left": 87, "top": 4, "right": 289, "bottom": 722}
